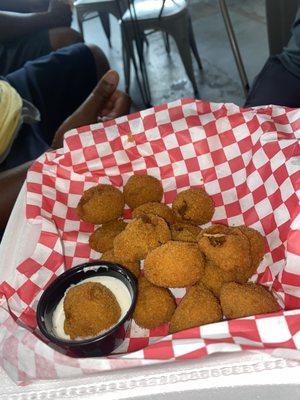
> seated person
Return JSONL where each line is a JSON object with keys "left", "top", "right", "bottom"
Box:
{"left": 0, "top": 43, "right": 130, "bottom": 234}
{"left": 245, "top": 6, "right": 300, "bottom": 108}
{"left": 0, "top": 0, "right": 84, "bottom": 75}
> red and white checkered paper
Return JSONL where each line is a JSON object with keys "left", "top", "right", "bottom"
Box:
{"left": 1, "top": 98, "right": 300, "bottom": 385}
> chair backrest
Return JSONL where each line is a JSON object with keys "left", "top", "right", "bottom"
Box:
{"left": 122, "top": 0, "right": 187, "bottom": 21}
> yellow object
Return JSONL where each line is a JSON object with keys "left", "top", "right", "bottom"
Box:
{"left": 0, "top": 80, "right": 22, "bottom": 161}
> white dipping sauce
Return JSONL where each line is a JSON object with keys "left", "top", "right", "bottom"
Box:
{"left": 52, "top": 276, "right": 132, "bottom": 341}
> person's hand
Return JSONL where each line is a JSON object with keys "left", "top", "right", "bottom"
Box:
{"left": 98, "top": 88, "right": 130, "bottom": 120}
{"left": 52, "top": 70, "right": 131, "bottom": 149}
{"left": 92, "top": 70, "right": 131, "bottom": 121}
{"left": 47, "top": 0, "right": 72, "bottom": 28}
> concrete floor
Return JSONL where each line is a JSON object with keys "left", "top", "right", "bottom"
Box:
{"left": 77, "top": 0, "right": 268, "bottom": 108}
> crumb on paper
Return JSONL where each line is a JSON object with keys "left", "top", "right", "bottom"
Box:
{"left": 127, "top": 132, "right": 135, "bottom": 143}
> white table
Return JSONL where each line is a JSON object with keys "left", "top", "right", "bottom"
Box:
{"left": 1, "top": 187, "right": 300, "bottom": 399}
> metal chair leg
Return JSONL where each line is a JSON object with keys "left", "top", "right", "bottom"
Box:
{"left": 188, "top": 16, "right": 203, "bottom": 71}
{"left": 122, "top": 27, "right": 132, "bottom": 93}
{"left": 163, "top": 32, "right": 170, "bottom": 54}
{"left": 142, "top": 32, "right": 149, "bottom": 47}
{"left": 169, "top": 21, "right": 199, "bottom": 98}
{"left": 76, "top": 9, "right": 84, "bottom": 36}
{"left": 218, "top": 0, "right": 249, "bottom": 96}
{"left": 99, "top": 12, "right": 112, "bottom": 48}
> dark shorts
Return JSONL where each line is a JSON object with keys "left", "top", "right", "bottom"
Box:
{"left": 0, "top": 30, "right": 52, "bottom": 76}
{"left": 245, "top": 56, "right": 300, "bottom": 108}
{"left": 0, "top": 43, "right": 97, "bottom": 171}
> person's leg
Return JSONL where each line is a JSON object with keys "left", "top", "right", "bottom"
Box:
{"left": 6, "top": 43, "right": 109, "bottom": 144}
{"left": 86, "top": 43, "right": 110, "bottom": 80}
{"left": 0, "top": 30, "right": 52, "bottom": 75}
{"left": 0, "top": 27, "right": 84, "bottom": 75}
{"left": 48, "top": 27, "right": 83, "bottom": 50}
{"left": 245, "top": 56, "right": 300, "bottom": 108}
{"left": 2, "top": 43, "right": 109, "bottom": 170}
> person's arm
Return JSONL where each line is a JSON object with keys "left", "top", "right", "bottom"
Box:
{"left": 0, "top": 0, "right": 48, "bottom": 13}
{"left": 0, "top": 161, "right": 32, "bottom": 230}
{"left": 0, "top": 0, "right": 71, "bottom": 42}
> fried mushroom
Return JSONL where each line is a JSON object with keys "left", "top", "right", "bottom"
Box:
{"left": 113, "top": 214, "right": 171, "bottom": 262}
{"left": 172, "top": 188, "right": 214, "bottom": 225}
{"left": 144, "top": 241, "right": 205, "bottom": 288}
{"left": 124, "top": 174, "right": 163, "bottom": 209}
{"left": 220, "top": 282, "right": 280, "bottom": 319}
{"left": 100, "top": 249, "right": 140, "bottom": 278}
{"left": 235, "top": 226, "right": 265, "bottom": 277}
{"left": 171, "top": 222, "right": 202, "bottom": 243}
{"left": 198, "top": 225, "right": 251, "bottom": 272}
{"left": 200, "top": 260, "right": 237, "bottom": 298}
{"left": 64, "top": 282, "right": 121, "bottom": 340}
{"left": 133, "top": 277, "right": 176, "bottom": 329}
{"left": 133, "top": 202, "right": 176, "bottom": 225}
{"left": 89, "top": 220, "right": 127, "bottom": 253}
{"left": 169, "top": 283, "right": 222, "bottom": 334}
{"left": 77, "top": 184, "right": 124, "bottom": 224}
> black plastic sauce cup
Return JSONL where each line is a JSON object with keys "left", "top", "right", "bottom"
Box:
{"left": 37, "top": 261, "right": 137, "bottom": 358}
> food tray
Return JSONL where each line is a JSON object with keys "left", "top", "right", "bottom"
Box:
{"left": 0, "top": 99, "right": 300, "bottom": 386}
{"left": 1, "top": 187, "right": 300, "bottom": 398}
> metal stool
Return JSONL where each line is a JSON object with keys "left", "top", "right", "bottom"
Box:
{"left": 74, "top": 0, "right": 126, "bottom": 47}
{"left": 121, "top": 0, "right": 203, "bottom": 97}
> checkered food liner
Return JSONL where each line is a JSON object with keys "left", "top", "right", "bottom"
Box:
{"left": 1, "top": 99, "right": 300, "bottom": 385}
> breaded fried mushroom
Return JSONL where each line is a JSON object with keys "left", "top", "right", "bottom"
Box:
{"left": 198, "top": 225, "right": 251, "bottom": 272}
{"left": 100, "top": 249, "right": 140, "bottom": 278}
{"left": 172, "top": 188, "right": 214, "bottom": 225}
{"left": 144, "top": 241, "right": 205, "bottom": 288}
{"left": 133, "top": 202, "right": 176, "bottom": 225}
{"left": 200, "top": 260, "right": 237, "bottom": 298}
{"left": 235, "top": 226, "right": 265, "bottom": 277}
{"left": 113, "top": 214, "right": 171, "bottom": 262}
{"left": 169, "top": 283, "right": 222, "bottom": 334}
{"left": 124, "top": 174, "right": 163, "bottom": 209}
{"left": 198, "top": 224, "right": 230, "bottom": 237}
{"left": 220, "top": 282, "right": 281, "bottom": 319}
{"left": 89, "top": 220, "right": 127, "bottom": 253}
{"left": 171, "top": 222, "right": 202, "bottom": 243}
{"left": 77, "top": 184, "right": 124, "bottom": 224}
{"left": 64, "top": 282, "right": 121, "bottom": 340}
{"left": 133, "top": 277, "right": 176, "bottom": 329}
